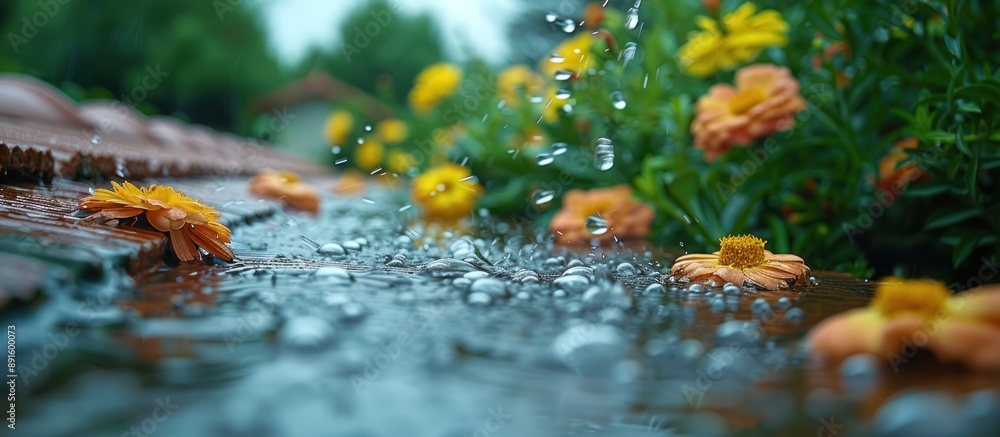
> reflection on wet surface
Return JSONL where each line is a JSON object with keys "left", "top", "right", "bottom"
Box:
{"left": 10, "top": 190, "right": 1000, "bottom": 436}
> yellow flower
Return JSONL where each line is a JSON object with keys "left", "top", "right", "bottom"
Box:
{"left": 542, "top": 87, "right": 561, "bottom": 123}
{"left": 79, "top": 181, "right": 234, "bottom": 262}
{"left": 670, "top": 234, "right": 810, "bottom": 290}
{"left": 248, "top": 169, "right": 320, "bottom": 213}
{"left": 376, "top": 119, "right": 409, "bottom": 144}
{"left": 691, "top": 64, "right": 806, "bottom": 161}
{"left": 408, "top": 63, "right": 463, "bottom": 114}
{"left": 808, "top": 278, "right": 1000, "bottom": 373}
{"left": 354, "top": 138, "right": 384, "bottom": 171}
{"left": 324, "top": 110, "right": 353, "bottom": 146}
{"left": 387, "top": 150, "right": 416, "bottom": 174}
{"left": 497, "top": 65, "right": 545, "bottom": 106}
{"left": 411, "top": 163, "right": 483, "bottom": 222}
{"left": 679, "top": 3, "right": 789, "bottom": 77}
{"left": 540, "top": 33, "right": 595, "bottom": 80}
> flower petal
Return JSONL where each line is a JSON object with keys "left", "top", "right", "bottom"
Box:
{"left": 169, "top": 229, "right": 201, "bottom": 262}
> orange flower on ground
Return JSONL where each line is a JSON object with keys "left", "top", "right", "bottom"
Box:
{"left": 691, "top": 64, "right": 807, "bottom": 161}
{"left": 248, "top": 170, "right": 320, "bottom": 213}
{"left": 876, "top": 137, "right": 925, "bottom": 198}
{"left": 808, "top": 278, "right": 1000, "bottom": 373}
{"left": 332, "top": 170, "right": 367, "bottom": 196}
{"left": 79, "top": 182, "right": 233, "bottom": 262}
{"left": 671, "top": 234, "right": 809, "bottom": 290}
{"left": 549, "top": 185, "right": 654, "bottom": 246}
{"left": 540, "top": 33, "right": 596, "bottom": 81}
{"left": 411, "top": 163, "right": 483, "bottom": 222}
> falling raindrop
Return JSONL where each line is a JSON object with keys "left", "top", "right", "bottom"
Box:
{"left": 550, "top": 142, "right": 568, "bottom": 155}
{"left": 625, "top": 0, "right": 641, "bottom": 30}
{"left": 555, "top": 88, "right": 572, "bottom": 99}
{"left": 497, "top": 99, "right": 507, "bottom": 109}
{"left": 554, "top": 70, "right": 573, "bottom": 81}
{"left": 356, "top": 137, "right": 365, "bottom": 144}
{"left": 529, "top": 95, "right": 544, "bottom": 103}
{"left": 335, "top": 158, "right": 348, "bottom": 165}
{"left": 545, "top": 12, "right": 558, "bottom": 23}
{"left": 364, "top": 124, "right": 373, "bottom": 132}
{"left": 549, "top": 53, "right": 565, "bottom": 64}
{"left": 585, "top": 213, "right": 609, "bottom": 235}
{"left": 610, "top": 91, "right": 627, "bottom": 110}
{"left": 331, "top": 146, "right": 341, "bottom": 154}
{"left": 532, "top": 189, "right": 555, "bottom": 206}
{"left": 90, "top": 133, "right": 101, "bottom": 144}
{"left": 594, "top": 137, "right": 615, "bottom": 171}
{"left": 622, "top": 42, "right": 637, "bottom": 69}
{"left": 625, "top": 8, "right": 639, "bottom": 30}
{"left": 536, "top": 153, "right": 555, "bottom": 166}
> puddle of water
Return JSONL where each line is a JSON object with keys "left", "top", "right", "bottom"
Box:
{"left": 10, "top": 190, "right": 998, "bottom": 436}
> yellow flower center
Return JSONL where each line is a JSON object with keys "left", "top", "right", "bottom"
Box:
{"left": 717, "top": 234, "right": 766, "bottom": 268}
{"left": 729, "top": 87, "right": 768, "bottom": 115}
{"left": 873, "top": 277, "right": 950, "bottom": 319}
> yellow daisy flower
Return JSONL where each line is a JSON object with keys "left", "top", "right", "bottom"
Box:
{"left": 670, "top": 234, "right": 810, "bottom": 289}
{"left": 409, "top": 63, "right": 463, "bottom": 114}
{"left": 411, "top": 163, "right": 483, "bottom": 222}
{"left": 679, "top": 3, "right": 789, "bottom": 77}
{"left": 79, "top": 182, "right": 234, "bottom": 262}
{"left": 354, "top": 138, "right": 384, "bottom": 171}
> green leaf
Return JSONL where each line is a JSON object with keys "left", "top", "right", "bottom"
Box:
{"left": 766, "top": 215, "right": 790, "bottom": 254}
{"left": 943, "top": 34, "right": 961, "bottom": 59}
{"left": 953, "top": 233, "right": 980, "bottom": 269}
{"left": 966, "top": 146, "right": 980, "bottom": 202}
{"left": 955, "top": 127, "right": 971, "bottom": 156}
{"left": 925, "top": 208, "right": 979, "bottom": 230}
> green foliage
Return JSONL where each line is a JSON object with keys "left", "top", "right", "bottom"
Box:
{"left": 0, "top": 0, "right": 288, "bottom": 131}
{"left": 305, "top": 0, "right": 446, "bottom": 106}
{"left": 415, "top": 0, "right": 997, "bottom": 284}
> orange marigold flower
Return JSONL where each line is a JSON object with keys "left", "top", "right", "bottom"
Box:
{"left": 79, "top": 182, "right": 234, "bottom": 262}
{"left": 876, "top": 137, "right": 925, "bottom": 198}
{"left": 411, "top": 163, "right": 483, "bottom": 222}
{"left": 808, "top": 278, "right": 1000, "bottom": 373}
{"left": 691, "top": 64, "right": 807, "bottom": 161}
{"left": 670, "top": 234, "right": 809, "bottom": 290}
{"left": 248, "top": 169, "right": 320, "bottom": 213}
{"left": 549, "top": 185, "right": 654, "bottom": 246}
{"left": 332, "top": 169, "right": 367, "bottom": 196}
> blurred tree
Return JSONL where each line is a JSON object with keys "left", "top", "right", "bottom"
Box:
{"left": 0, "top": 0, "right": 288, "bottom": 132}
{"left": 302, "top": 0, "right": 446, "bottom": 105}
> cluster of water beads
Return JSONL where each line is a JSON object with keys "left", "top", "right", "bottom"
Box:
{"left": 544, "top": 12, "right": 577, "bottom": 33}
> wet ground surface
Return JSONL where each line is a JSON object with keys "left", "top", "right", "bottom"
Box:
{"left": 8, "top": 186, "right": 1000, "bottom": 437}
